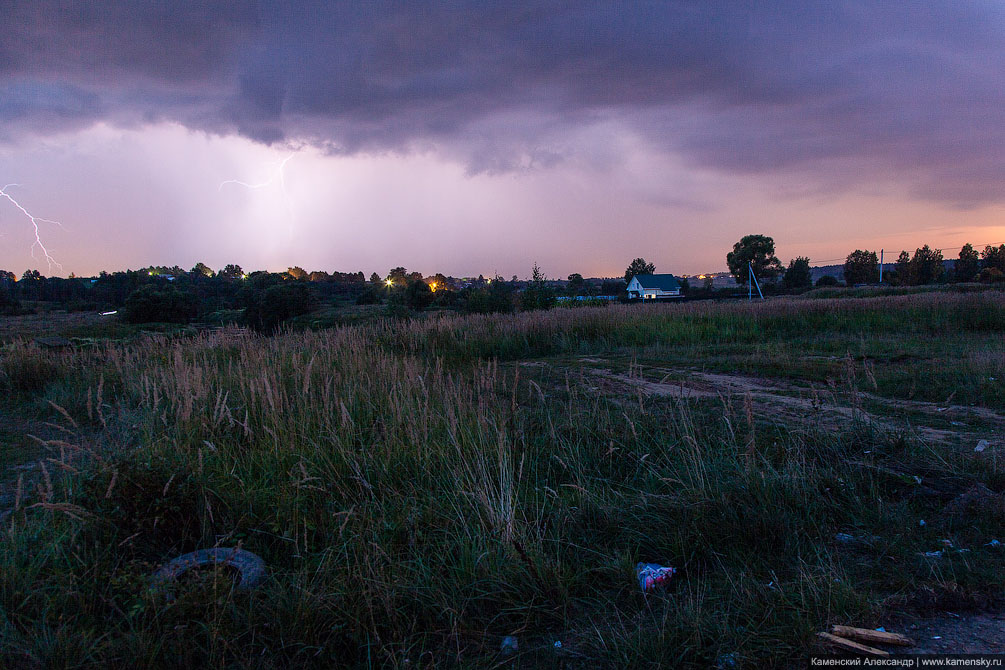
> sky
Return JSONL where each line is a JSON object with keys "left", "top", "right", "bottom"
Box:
{"left": 1, "top": 1, "right": 1004, "bottom": 279}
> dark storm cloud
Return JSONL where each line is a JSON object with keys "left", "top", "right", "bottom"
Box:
{"left": 2, "top": 1, "right": 1003, "bottom": 203}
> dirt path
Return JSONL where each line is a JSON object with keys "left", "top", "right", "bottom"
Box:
{"left": 584, "top": 364, "right": 1004, "bottom": 447}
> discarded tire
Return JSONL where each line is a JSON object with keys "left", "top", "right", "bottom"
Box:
{"left": 152, "top": 548, "right": 266, "bottom": 591}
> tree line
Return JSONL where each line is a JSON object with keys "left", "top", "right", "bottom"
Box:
{"left": 0, "top": 260, "right": 627, "bottom": 331}
{"left": 718, "top": 235, "right": 1005, "bottom": 288}
{"left": 3, "top": 239, "right": 1002, "bottom": 328}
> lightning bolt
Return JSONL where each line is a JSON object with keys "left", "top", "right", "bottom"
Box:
{"left": 0, "top": 184, "right": 64, "bottom": 272}
{"left": 219, "top": 153, "right": 296, "bottom": 235}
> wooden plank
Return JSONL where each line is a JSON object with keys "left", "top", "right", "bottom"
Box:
{"left": 831, "top": 626, "right": 914, "bottom": 647}
{"left": 817, "top": 632, "right": 889, "bottom": 656}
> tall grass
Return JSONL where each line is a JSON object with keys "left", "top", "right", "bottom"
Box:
{"left": 1, "top": 292, "right": 1003, "bottom": 667}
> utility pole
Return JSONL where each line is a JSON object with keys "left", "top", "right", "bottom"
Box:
{"left": 879, "top": 249, "right": 884, "bottom": 283}
{"left": 748, "top": 262, "right": 764, "bottom": 301}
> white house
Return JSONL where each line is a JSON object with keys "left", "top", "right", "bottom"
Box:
{"left": 626, "top": 274, "right": 682, "bottom": 300}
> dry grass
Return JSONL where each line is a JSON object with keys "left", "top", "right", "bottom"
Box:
{"left": 0, "top": 291, "right": 1003, "bottom": 668}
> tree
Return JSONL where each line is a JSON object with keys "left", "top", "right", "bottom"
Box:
{"left": 219, "top": 264, "right": 244, "bottom": 280}
{"left": 405, "top": 278, "right": 434, "bottom": 311}
{"left": 891, "top": 250, "right": 912, "bottom": 285}
{"left": 911, "top": 245, "right": 945, "bottom": 285}
{"left": 463, "top": 278, "right": 515, "bottom": 314}
{"left": 356, "top": 284, "right": 382, "bottom": 304}
{"left": 955, "top": 243, "right": 980, "bottom": 282}
{"left": 521, "top": 263, "right": 556, "bottom": 311}
{"left": 982, "top": 244, "right": 1005, "bottom": 274}
{"left": 782, "top": 257, "right": 812, "bottom": 289}
{"left": 0, "top": 273, "right": 19, "bottom": 315}
{"left": 815, "top": 275, "right": 839, "bottom": 287}
{"left": 191, "top": 262, "right": 214, "bottom": 277}
{"left": 18, "top": 270, "right": 43, "bottom": 300}
{"left": 244, "top": 283, "right": 316, "bottom": 333}
{"left": 285, "top": 266, "right": 307, "bottom": 280}
{"left": 429, "top": 273, "right": 450, "bottom": 292}
{"left": 601, "top": 279, "right": 626, "bottom": 296}
{"left": 624, "top": 258, "right": 655, "bottom": 284}
{"left": 387, "top": 267, "right": 408, "bottom": 285}
{"left": 979, "top": 267, "right": 1005, "bottom": 283}
{"left": 567, "top": 273, "right": 585, "bottom": 294}
{"left": 369, "top": 272, "right": 383, "bottom": 286}
{"left": 124, "top": 285, "right": 198, "bottom": 323}
{"left": 843, "top": 250, "right": 880, "bottom": 285}
{"left": 726, "top": 235, "right": 783, "bottom": 286}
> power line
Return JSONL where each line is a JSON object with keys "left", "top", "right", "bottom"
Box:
{"left": 809, "top": 240, "right": 1004, "bottom": 265}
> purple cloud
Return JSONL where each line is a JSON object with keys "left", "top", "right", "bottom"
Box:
{"left": 2, "top": 1, "right": 1003, "bottom": 204}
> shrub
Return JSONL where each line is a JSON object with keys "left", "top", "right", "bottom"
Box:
{"left": 782, "top": 257, "right": 812, "bottom": 289}
{"left": 462, "top": 281, "right": 515, "bottom": 314}
{"left": 355, "top": 285, "right": 382, "bottom": 305}
{"left": 404, "top": 279, "right": 434, "bottom": 311}
{"left": 815, "top": 275, "right": 840, "bottom": 287}
{"left": 244, "top": 282, "right": 317, "bottom": 333}
{"left": 123, "top": 285, "right": 198, "bottom": 324}
{"left": 978, "top": 267, "right": 1004, "bottom": 283}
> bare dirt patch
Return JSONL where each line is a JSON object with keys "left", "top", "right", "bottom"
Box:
{"left": 584, "top": 364, "right": 1004, "bottom": 448}
{"left": 901, "top": 613, "right": 1005, "bottom": 654}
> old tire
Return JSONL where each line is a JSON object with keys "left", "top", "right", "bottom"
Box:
{"left": 152, "top": 547, "right": 266, "bottom": 591}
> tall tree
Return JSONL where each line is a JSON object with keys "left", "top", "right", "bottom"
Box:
{"left": 624, "top": 258, "right": 655, "bottom": 284}
{"left": 911, "top": 245, "right": 945, "bottom": 285}
{"left": 843, "top": 250, "right": 880, "bottom": 285}
{"left": 982, "top": 244, "right": 1005, "bottom": 273}
{"left": 782, "top": 257, "right": 812, "bottom": 289}
{"left": 567, "top": 272, "right": 585, "bottom": 294}
{"left": 955, "top": 243, "right": 980, "bottom": 282}
{"left": 893, "top": 250, "right": 913, "bottom": 285}
{"left": 387, "top": 267, "right": 408, "bottom": 285}
{"left": 405, "top": 278, "right": 434, "bottom": 310}
{"left": 726, "top": 234, "right": 783, "bottom": 285}
{"left": 219, "top": 263, "right": 244, "bottom": 280}
{"left": 430, "top": 273, "right": 450, "bottom": 291}
{"left": 521, "top": 263, "right": 555, "bottom": 311}
{"left": 191, "top": 262, "right": 214, "bottom": 277}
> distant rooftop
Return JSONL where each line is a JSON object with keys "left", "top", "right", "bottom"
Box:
{"left": 631, "top": 274, "right": 681, "bottom": 290}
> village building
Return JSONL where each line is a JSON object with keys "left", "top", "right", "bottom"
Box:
{"left": 626, "top": 274, "right": 682, "bottom": 300}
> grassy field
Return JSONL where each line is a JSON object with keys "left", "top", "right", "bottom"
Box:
{"left": 1, "top": 290, "right": 1003, "bottom": 668}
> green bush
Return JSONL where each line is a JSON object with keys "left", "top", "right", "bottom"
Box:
{"left": 404, "top": 279, "right": 434, "bottom": 311}
{"left": 355, "top": 284, "right": 382, "bottom": 305}
{"left": 124, "top": 285, "right": 198, "bottom": 324}
{"left": 244, "top": 282, "right": 317, "bottom": 333}
{"left": 815, "top": 275, "right": 840, "bottom": 287}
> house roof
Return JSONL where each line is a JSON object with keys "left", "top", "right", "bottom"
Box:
{"left": 631, "top": 274, "right": 680, "bottom": 290}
